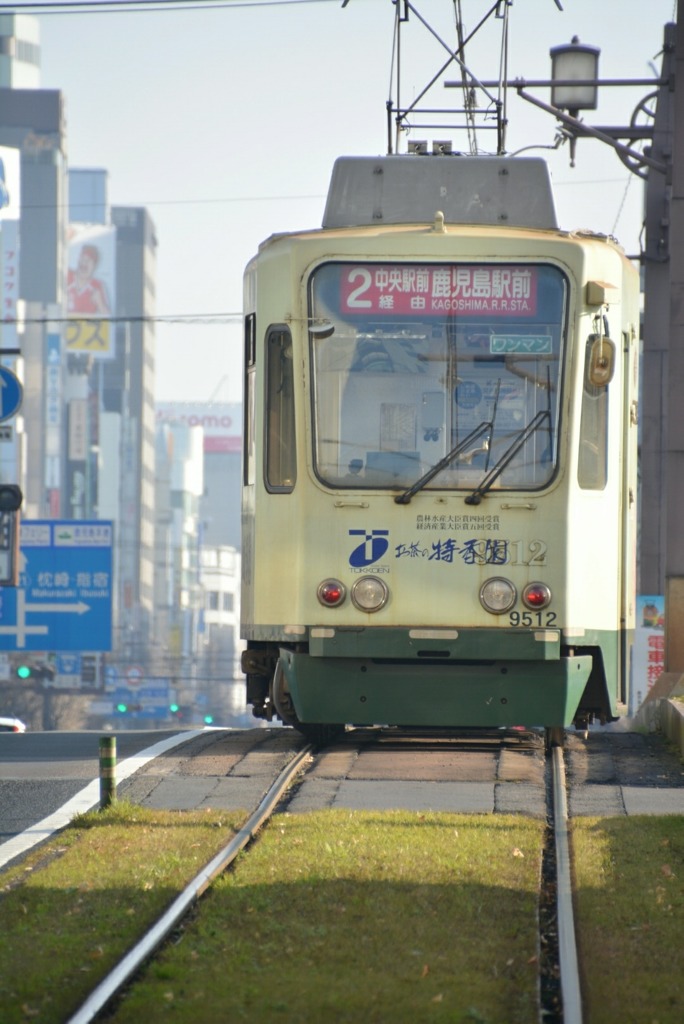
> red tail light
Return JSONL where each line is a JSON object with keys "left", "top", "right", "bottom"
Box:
{"left": 522, "top": 582, "right": 551, "bottom": 609}
{"left": 317, "top": 579, "right": 346, "bottom": 607}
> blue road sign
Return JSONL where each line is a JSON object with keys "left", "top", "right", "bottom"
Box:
{"left": 0, "top": 366, "right": 23, "bottom": 422}
{"left": 0, "top": 520, "right": 113, "bottom": 651}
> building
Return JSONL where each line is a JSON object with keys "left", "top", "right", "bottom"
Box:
{"left": 0, "top": 14, "right": 41, "bottom": 89}
{"left": 109, "top": 205, "right": 158, "bottom": 655}
{"left": 156, "top": 401, "right": 241, "bottom": 549}
{"left": 0, "top": 14, "right": 160, "bottom": 680}
{"left": 0, "top": 87, "right": 68, "bottom": 522}
{"left": 155, "top": 401, "right": 244, "bottom": 723}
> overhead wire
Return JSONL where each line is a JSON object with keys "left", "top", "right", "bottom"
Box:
{"left": 452, "top": 0, "right": 478, "bottom": 154}
{"left": 2, "top": 0, "right": 339, "bottom": 13}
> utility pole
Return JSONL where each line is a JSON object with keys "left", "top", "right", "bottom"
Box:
{"left": 664, "top": 0, "right": 684, "bottom": 670}
{"left": 641, "top": 2, "right": 684, "bottom": 673}
{"left": 640, "top": 23, "right": 676, "bottom": 603}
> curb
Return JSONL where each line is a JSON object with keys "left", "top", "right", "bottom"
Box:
{"left": 659, "top": 699, "right": 684, "bottom": 757}
{"left": 634, "top": 698, "right": 684, "bottom": 757}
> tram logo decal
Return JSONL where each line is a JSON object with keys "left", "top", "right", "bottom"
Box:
{"left": 349, "top": 529, "right": 390, "bottom": 568}
{"left": 395, "top": 538, "right": 508, "bottom": 565}
{"left": 394, "top": 537, "right": 548, "bottom": 566}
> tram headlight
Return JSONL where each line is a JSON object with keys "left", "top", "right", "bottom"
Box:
{"left": 317, "top": 579, "right": 346, "bottom": 607}
{"left": 351, "top": 576, "right": 389, "bottom": 612}
{"left": 522, "top": 582, "right": 552, "bottom": 610}
{"left": 479, "top": 577, "right": 517, "bottom": 615}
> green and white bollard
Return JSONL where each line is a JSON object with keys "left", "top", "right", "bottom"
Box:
{"left": 99, "top": 735, "right": 117, "bottom": 809}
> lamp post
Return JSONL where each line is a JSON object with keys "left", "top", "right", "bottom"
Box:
{"left": 542, "top": 18, "right": 684, "bottom": 675}
{"left": 549, "top": 36, "right": 600, "bottom": 165}
{"left": 444, "top": 4, "right": 684, "bottom": 678}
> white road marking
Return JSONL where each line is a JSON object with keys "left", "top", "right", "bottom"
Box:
{"left": 0, "top": 730, "right": 206, "bottom": 869}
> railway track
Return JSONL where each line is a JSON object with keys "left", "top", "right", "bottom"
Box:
{"left": 65, "top": 741, "right": 314, "bottom": 1024}
{"left": 63, "top": 728, "right": 582, "bottom": 1024}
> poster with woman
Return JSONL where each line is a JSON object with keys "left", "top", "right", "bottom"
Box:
{"left": 65, "top": 224, "right": 116, "bottom": 357}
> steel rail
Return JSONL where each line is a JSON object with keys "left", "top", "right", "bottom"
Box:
{"left": 66, "top": 743, "right": 313, "bottom": 1024}
{"left": 552, "top": 745, "right": 583, "bottom": 1024}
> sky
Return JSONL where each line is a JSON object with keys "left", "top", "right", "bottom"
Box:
{"left": 30, "top": 0, "right": 678, "bottom": 403}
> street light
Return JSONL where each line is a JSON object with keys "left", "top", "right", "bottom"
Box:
{"left": 549, "top": 36, "right": 600, "bottom": 166}
{"left": 550, "top": 37, "right": 600, "bottom": 114}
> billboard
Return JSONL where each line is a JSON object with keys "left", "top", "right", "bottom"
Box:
{"left": 65, "top": 223, "right": 117, "bottom": 358}
{"left": 156, "top": 402, "right": 242, "bottom": 453}
{"left": 0, "top": 146, "right": 21, "bottom": 221}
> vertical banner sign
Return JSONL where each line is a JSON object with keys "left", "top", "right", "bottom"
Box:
{"left": 65, "top": 224, "right": 116, "bottom": 358}
{"left": 0, "top": 147, "right": 21, "bottom": 351}
{"left": 45, "top": 330, "right": 62, "bottom": 515}
{"left": 631, "top": 595, "right": 665, "bottom": 714}
{"left": 1, "top": 219, "right": 19, "bottom": 350}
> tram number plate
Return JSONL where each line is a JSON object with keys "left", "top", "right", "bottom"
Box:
{"left": 509, "top": 611, "right": 557, "bottom": 627}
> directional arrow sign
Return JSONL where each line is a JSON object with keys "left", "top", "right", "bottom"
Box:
{"left": 0, "top": 366, "right": 23, "bottom": 422}
{"left": 0, "top": 520, "right": 112, "bottom": 651}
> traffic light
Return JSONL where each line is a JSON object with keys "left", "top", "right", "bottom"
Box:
{"left": 0, "top": 484, "right": 22, "bottom": 512}
{"left": 81, "top": 655, "right": 98, "bottom": 685}
{"left": 169, "top": 702, "right": 180, "bottom": 714}
{"left": 15, "top": 661, "right": 53, "bottom": 682}
{"left": 116, "top": 701, "right": 128, "bottom": 714}
{"left": 203, "top": 714, "right": 214, "bottom": 725}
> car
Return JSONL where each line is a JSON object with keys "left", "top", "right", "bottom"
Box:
{"left": 0, "top": 715, "right": 27, "bottom": 733}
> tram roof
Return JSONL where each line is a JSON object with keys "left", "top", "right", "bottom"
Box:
{"left": 322, "top": 155, "right": 558, "bottom": 232}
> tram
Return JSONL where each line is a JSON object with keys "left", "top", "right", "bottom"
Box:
{"left": 240, "top": 154, "right": 639, "bottom": 746}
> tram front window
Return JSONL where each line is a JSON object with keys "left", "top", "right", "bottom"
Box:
{"left": 309, "top": 261, "right": 567, "bottom": 493}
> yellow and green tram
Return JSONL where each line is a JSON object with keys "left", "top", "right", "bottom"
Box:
{"left": 240, "top": 155, "right": 639, "bottom": 747}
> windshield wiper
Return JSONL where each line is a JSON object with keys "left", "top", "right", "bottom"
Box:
{"left": 464, "top": 409, "right": 552, "bottom": 505}
{"left": 394, "top": 421, "right": 494, "bottom": 504}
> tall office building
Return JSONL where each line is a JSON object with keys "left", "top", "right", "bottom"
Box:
{"left": 1, "top": 15, "right": 196, "bottom": 690}
{"left": 67, "top": 176, "right": 159, "bottom": 661}
{"left": 0, "top": 87, "right": 68, "bottom": 519}
{"left": 0, "top": 14, "right": 41, "bottom": 89}
{"left": 106, "top": 206, "right": 158, "bottom": 659}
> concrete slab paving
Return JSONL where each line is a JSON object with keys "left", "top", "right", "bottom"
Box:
{"left": 568, "top": 785, "right": 626, "bottom": 817}
{"left": 331, "top": 780, "right": 495, "bottom": 813}
{"left": 621, "top": 786, "right": 684, "bottom": 815}
{"left": 494, "top": 783, "right": 546, "bottom": 816}
{"left": 119, "top": 724, "right": 684, "bottom": 819}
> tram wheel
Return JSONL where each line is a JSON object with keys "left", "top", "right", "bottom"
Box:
{"left": 544, "top": 726, "right": 565, "bottom": 753}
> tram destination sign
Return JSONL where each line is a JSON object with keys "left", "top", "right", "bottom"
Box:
{"left": 339, "top": 264, "right": 538, "bottom": 317}
{"left": 0, "top": 520, "right": 113, "bottom": 651}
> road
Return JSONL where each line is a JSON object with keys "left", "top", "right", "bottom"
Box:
{"left": 0, "top": 729, "right": 204, "bottom": 868}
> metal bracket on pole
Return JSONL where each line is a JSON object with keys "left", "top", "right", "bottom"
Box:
{"left": 514, "top": 86, "right": 668, "bottom": 175}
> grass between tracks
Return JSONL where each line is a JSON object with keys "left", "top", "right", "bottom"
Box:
{"left": 0, "top": 807, "right": 682, "bottom": 1024}
{"left": 572, "top": 816, "right": 684, "bottom": 1024}
{"left": 1, "top": 804, "right": 543, "bottom": 1023}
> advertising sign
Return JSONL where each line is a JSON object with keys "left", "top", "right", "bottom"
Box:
{"left": 631, "top": 594, "right": 666, "bottom": 714}
{"left": 0, "top": 146, "right": 20, "bottom": 220}
{"left": 1, "top": 218, "right": 20, "bottom": 350}
{"left": 156, "top": 402, "right": 242, "bottom": 453}
{"left": 65, "top": 224, "right": 116, "bottom": 358}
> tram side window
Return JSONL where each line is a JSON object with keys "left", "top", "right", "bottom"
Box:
{"left": 578, "top": 336, "right": 608, "bottom": 490}
{"left": 243, "top": 313, "right": 256, "bottom": 486}
{"left": 265, "top": 326, "right": 296, "bottom": 492}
